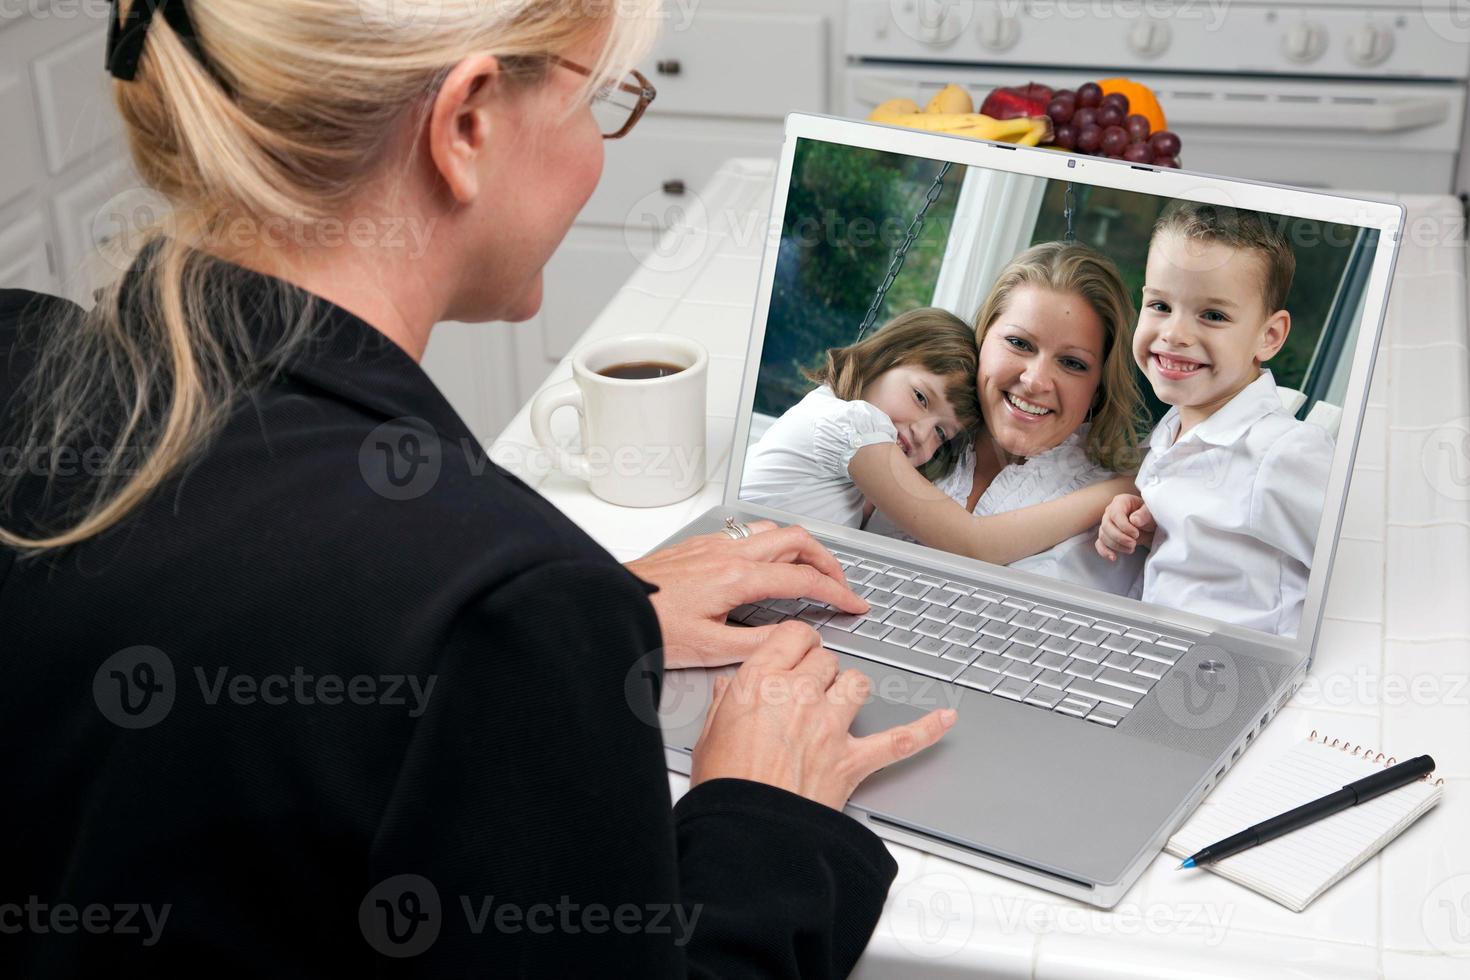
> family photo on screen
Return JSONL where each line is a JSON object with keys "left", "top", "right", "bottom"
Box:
{"left": 741, "top": 141, "right": 1379, "bottom": 638}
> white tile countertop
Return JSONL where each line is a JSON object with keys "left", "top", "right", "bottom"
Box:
{"left": 489, "top": 159, "right": 1470, "bottom": 978}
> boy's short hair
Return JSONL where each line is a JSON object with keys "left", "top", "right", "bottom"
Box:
{"left": 1151, "top": 200, "right": 1296, "bottom": 314}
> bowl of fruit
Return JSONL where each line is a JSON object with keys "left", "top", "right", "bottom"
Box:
{"left": 1041, "top": 78, "right": 1181, "bottom": 167}
{"left": 865, "top": 77, "right": 1183, "bottom": 167}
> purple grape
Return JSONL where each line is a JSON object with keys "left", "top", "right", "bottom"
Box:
{"left": 1097, "top": 105, "right": 1124, "bottom": 129}
{"left": 1149, "top": 130, "right": 1182, "bottom": 158}
{"left": 1125, "top": 114, "right": 1151, "bottom": 141}
{"left": 1047, "top": 98, "right": 1075, "bottom": 124}
{"left": 1077, "top": 124, "right": 1103, "bottom": 153}
{"left": 1102, "top": 92, "right": 1130, "bottom": 115}
{"left": 1100, "top": 125, "right": 1130, "bottom": 156}
{"left": 1074, "top": 107, "right": 1099, "bottom": 130}
{"left": 1076, "top": 82, "right": 1103, "bottom": 108}
{"left": 1122, "top": 142, "right": 1153, "bottom": 164}
{"left": 1053, "top": 123, "right": 1078, "bottom": 150}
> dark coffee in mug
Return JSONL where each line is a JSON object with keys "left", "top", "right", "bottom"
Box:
{"left": 598, "top": 360, "right": 686, "bottom": 380}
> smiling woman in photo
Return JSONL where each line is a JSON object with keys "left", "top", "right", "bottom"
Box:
{"left": 862, "top": 241, "right": 1149, "bottom": 594}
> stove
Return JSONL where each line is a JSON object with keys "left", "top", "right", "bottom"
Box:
{"left": 846, "top": 0, "right": 1470, "bottom": 194}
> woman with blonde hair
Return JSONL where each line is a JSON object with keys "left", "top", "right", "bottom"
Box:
{"left": 0, "top": 1, "right": 953, "bottom": 973}
{"left": 862, "top": 241, "right": 1151, "bottom": 594}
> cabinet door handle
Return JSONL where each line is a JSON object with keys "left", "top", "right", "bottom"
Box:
{"left": 661, "top": 179, "right": 687, "bottom": 196}
{"left": 656, "top": 58, "right": 682, "bottom": 76}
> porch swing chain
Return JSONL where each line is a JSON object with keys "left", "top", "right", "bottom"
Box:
{"left": 1063, "top": 181, "right": 1077, "bottom": 243}
{"left": 854, "top": 160, "right": 954, "bottom": 342}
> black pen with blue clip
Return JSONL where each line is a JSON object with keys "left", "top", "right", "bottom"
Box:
{"left": 1178, "top": 754, "right": 1437, "bottom": 869}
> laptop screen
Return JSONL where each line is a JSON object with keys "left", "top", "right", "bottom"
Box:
{"left": 737, "top": 133, "right": 1392, "bottom": 641}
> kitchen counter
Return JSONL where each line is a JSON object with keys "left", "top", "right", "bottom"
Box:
{"left": 490, "top": 158, "right": 1470, "bottom": 978}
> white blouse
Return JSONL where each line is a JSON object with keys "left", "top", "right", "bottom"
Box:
{"left": 740, "top": 385, "right": 899, "bottom": 528}
{"left": 867, "top": 425, "right": 1146, "bottom": 597}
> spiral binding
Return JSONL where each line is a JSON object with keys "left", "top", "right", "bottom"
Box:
{"left": 1308, "top": 730, "right": 1444, "bottom": 786}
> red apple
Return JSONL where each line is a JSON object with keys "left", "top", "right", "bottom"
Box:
{"left": 1018, "top": 81, "right": 1055, "bottom": 104}
{"left": 981, "top": 82, "right": 1054, "bottom": 120}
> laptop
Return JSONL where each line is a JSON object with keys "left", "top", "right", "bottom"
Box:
{"left": 650, "top": 112, "right": 1404, "bottom": 909}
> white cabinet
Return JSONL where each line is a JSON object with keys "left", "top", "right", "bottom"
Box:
{"left": 423, "top": 0, "right": 843, "bottom": 442}
{"left": 0, "top": 212, "right": 53, "bottom": 292}
{"left": 0, "top": 11, "right": 131, "bottom": 302}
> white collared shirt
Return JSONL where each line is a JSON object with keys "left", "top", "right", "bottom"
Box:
{"left": 741, "top": 385, "right": 898, "bottom": 527}
{"left": 1137, "top": 369, "right": 1336, "bottom": 636}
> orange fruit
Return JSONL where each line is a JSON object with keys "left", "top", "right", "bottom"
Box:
{"left": 1097, "top": 77, "right": 1167, "bottom": 133}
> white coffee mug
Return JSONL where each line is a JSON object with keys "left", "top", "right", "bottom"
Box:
{"left": 529, "top": 334, "right": 708, "bottom": 507}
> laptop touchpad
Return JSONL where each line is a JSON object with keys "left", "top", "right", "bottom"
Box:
{"left": 850, "top": 695, "right": 931, "bottom": 739}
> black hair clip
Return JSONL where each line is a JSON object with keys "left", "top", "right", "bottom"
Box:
{"left": 106, "top": 0, "right": 215, "bottom": 84}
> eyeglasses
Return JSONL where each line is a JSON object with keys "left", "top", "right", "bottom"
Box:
{"left": 547, "top": 55, "right": 657, "bottom": 140}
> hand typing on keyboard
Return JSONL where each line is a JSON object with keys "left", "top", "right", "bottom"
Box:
{"left": 625, "top": 521, "right": 870, "bottom": 669}
{"left": 731, "top": 549, "right": 1193, "bottom": 729}
{"left": 690, "top": 621, "right": 956, "bottom": 810}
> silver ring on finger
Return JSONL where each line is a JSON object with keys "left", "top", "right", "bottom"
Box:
{"left": 721, "top": 515, "right": 753, "bottom": 540}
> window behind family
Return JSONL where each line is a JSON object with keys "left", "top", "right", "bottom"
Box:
{"left": 739, "top": 138, "right": 1381, "bottom": 639}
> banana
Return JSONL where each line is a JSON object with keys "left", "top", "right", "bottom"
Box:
{"left": 868, "top": 108, "right": 1054, "bottom": 147}
{"left": 871, "top": 97, "right": 922, "bottom": 118}
{"left": 1015, "top": 116, "right": 1052, "bottom": 146}
{"left": 925, "top": 83, "right": 973, "bottom": 115}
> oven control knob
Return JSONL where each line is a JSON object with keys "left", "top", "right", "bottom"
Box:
{"left": 1282, "top": 21, "right": 1328, "bottom": 63}
{"left": 976, "top": 8, "right": 1021, "bottom": 51}
{"left": 911, "top": 3, "right": 964, "bottom": 47}
{"left": 1346, "top": 23, "right": 1395, "bottom": 67}
{"left": 1126, "top": 19, "right": 1171, "bottom": 58}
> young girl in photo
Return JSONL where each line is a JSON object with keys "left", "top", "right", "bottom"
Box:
{"left": 741, "top": 308, "right": 982, "bottom": 528}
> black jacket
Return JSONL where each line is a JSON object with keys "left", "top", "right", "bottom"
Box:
{"left": 0, "top": 255, "right": 896, "bottom": 977}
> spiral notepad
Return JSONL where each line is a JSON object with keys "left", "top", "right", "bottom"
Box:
{"left": 1164, "top": 731, "right": 1443, "bottom": 912}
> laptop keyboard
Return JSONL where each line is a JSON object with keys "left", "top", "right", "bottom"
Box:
{"left": 726, "top": 550, "right": 1196, "bottom": 729}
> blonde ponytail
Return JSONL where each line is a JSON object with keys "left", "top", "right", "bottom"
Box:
{"left": 0, "top": 0, "right": 658, "bottom": 554}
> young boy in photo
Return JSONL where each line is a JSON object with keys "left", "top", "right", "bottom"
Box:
{"left": 1095, "top": 200, "right": 1336, "bottom": 636}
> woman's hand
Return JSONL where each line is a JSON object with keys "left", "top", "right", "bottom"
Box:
{"left": 689, "top": 621, "right": 956, "bottom": 810}
{"left": 625, "top": 521, "right": 870, "bottom": 670}
{"left": 1096, "top": 493, "right": 1154, "bottom": 560}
